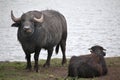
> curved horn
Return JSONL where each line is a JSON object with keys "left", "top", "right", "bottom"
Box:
{"left": 11, "top": 10, "right": 21, "bottom": 22}
{"left": 103, "top": 48, "right": 106, "bottom": 51}
{"left": 34, "top": 14, "right": 44, "bottom": 23}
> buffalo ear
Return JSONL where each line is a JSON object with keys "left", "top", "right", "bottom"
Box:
{"left": 11, "top": 22, "right": 21, "bottom": 27}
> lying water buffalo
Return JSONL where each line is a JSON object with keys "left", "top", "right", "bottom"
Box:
{"left": 11, "top": 10, "right": 67, "bottom": 72}
{"left": 67, "top": 45, "right": 108, "bottom": 79}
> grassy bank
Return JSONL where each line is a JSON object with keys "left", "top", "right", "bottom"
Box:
{"left": 0, "top": 57, "right": 120, "bottom": 80}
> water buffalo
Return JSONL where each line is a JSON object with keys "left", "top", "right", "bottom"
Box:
{"left": 67, "top": 45, "right": 108, "bottom": 79}
{"left": 11, "top": 10, "right": 67, "bottom": 72}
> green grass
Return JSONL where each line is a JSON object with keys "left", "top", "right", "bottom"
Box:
{"left": 0, "top": 59, "right": 67, "bottom": 80}
{"left": 0, "top": 57, "right": 120, "bottom": 80}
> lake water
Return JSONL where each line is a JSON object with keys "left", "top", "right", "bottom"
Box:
{"left": 0, "top": 0, "right": 120, "bottom": 61}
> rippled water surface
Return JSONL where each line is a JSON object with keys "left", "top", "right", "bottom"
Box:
{"left": 0, "top": 0, "right": 120, "bottom": 61}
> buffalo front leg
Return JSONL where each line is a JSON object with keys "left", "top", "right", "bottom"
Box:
{"left": 34, "top": 48, "right": 41, "bottom": 72}
{"left": 43, "top": 48, "right": 53, "bottom": 67}
{"left": 25, "top": 53, "right": 32, "bottom": 71}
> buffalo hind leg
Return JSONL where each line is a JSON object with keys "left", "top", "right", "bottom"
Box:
{"left": 43, "top": 48, "right": 53, "bottom": 68}
{"left": 34, "top": 48, "right": 41, "bottom": 72}
{"left": 25, "top": 53, "right": 32, "bottom": 71}
{"left": 60, "top": 40, "right": 67, "bottom": 65}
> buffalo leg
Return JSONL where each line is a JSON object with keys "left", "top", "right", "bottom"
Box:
{"left": 43, "top": 48, "right": 53, "bottom": 67}
{"left": 25, "top": 53, "right": 32, "bottom": 71}
{"left": 34, "top": 48, "right": 41, "bottom": 72}
{"left": 60, "top": 40, "right": 67, "bottom": 65}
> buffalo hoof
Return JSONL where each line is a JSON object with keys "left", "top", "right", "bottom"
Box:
{"left": 34, "top": 66, "right": 39, "bottom": 72}
{"left": 25, "top": 66, "right": 32, "bottom": 72}
{"left": 43, "top": 63, "right": 50, "bottom": 68}
{"left": 34, "top": 68, "right": 39, "bottom": 72}
{"left": 62, "top": 59, "right": 67, "bottom": 65}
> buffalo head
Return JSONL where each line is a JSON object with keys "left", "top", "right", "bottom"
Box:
{"left": 89, "top": 45, "right": 106, "bottom": 56}
{"left": 11, "top": 10, "right": 44, "bottom": 35}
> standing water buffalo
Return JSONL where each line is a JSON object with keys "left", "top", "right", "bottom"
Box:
{"left": 67, "top": 45, "right": 108, "bottom": 79}
{"left": 11, "top": 10, "right": 67, "bottom": 72}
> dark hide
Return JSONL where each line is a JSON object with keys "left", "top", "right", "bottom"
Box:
{"left": 67, "top": 45, "right": 108, "bottom": 79}
{"left": 11, "top": 10, "right": 67, "bottom": 72}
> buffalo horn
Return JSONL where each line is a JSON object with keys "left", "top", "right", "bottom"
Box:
{"left": 11, "top": 10, "right": 21, "bottom": 22}
{"left": 34, "top": 14, "right": 44, "bottom": 23}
